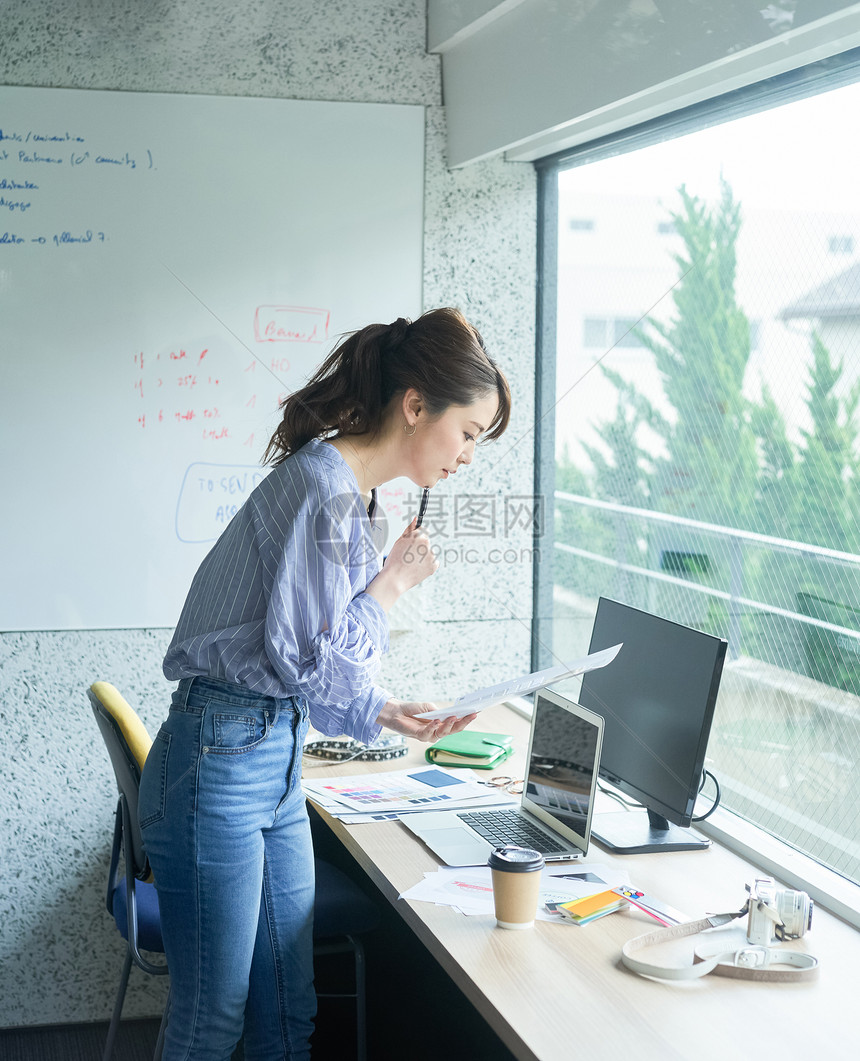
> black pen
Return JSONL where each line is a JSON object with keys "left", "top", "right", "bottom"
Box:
{"left": 415, "top": 487, "right": 430, "bottom": 528}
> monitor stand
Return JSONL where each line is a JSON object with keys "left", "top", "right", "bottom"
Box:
{"left": 591, "top": 809, "right": 710, "bottom": 854}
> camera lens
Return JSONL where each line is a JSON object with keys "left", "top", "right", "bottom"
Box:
{"left": 776, "top": 889, "right": 812, "bottom": 938}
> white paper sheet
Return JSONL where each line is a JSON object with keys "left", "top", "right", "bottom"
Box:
{"left": 399, "top": 862, "right": 630, "bottom": 920}
{"left": 302, "top": 765, "right": 493, "bottom": 813}
{"left": 415, "top": 644, "right": 622, "bottom": 720}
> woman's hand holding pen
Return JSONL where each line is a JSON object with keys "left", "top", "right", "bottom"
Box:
{"left": 385, "top": 517, "right": 438, "bottom": 588}
{"left": 366, "top": 517, "right": 438, "bottom": 612}
{"left": 375, "top": 698, "right": 478, "bottom": 742}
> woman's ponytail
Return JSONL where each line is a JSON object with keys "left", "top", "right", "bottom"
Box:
{"left": 263, "top": 323, "right": 388, "bottom": 465}
{"left": 386, "top": 317, "right": 410, "bottom": 348}
{"left": 263, "top": 308, "right": 510, "bottom": 466}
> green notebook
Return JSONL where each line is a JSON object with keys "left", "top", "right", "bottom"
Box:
{"left": 425, "top": 731, "right": 513, "bottom": 770}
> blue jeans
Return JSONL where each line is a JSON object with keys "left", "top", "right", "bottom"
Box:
{"left": 139, "top": 676, "right": 315, "bottom": 1060}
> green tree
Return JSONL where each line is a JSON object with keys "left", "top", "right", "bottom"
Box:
{"left": 581, "top": 363, "right": 660, "bottom": 509}
{"left": 555, "top": 440, "right": 591, "bottom": 496}
{"left": 554, "top": 442, "right": 610, "bottom": 601}
{"left": 578, "top": 368, "right": 664, "bottom": 603}
{"left": 786, "top": 332, "right": 860, "bottom": 553}
{"left": 558, "top": 175, "right": 860, "bottom": 684}
{"left": 637, "top": 178, "right": 759, "bottom": 527}
{"left": 748, "top": 382, "right": 795, "bottom": 534}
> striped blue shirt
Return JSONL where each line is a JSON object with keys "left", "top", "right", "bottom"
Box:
{"left": 163, "top": 439, "right": 390, "bottom": 745}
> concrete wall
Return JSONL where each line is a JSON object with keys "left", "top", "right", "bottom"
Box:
{"left": 0, "top": 0, "right": 536, "bottom": 1026}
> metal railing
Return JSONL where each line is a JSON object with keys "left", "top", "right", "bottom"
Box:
{"left": 553, "top": 491, "right": 860, "bottom": 660}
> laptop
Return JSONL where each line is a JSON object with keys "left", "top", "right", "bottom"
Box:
{"left": 401, "top": 690, "right": 604, "bottom": 866}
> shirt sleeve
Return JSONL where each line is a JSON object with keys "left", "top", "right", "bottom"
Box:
{"left": 309, "top": 684, "right": 390, "bottom": 745}
{"left": 261, "top": 482, "right": 390, "bottom": 714}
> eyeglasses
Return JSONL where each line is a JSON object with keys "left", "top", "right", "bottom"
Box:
{"left": 481, "top": 775, "right": 524, "bottom": 795}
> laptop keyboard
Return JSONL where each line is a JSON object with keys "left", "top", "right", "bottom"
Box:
{"left": 457, "top": 809, "right": 564, "bottom": 854}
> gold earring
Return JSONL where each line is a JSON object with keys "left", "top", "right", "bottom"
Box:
{"left": 404, "top": 423, "right": 416, "bottom": 436}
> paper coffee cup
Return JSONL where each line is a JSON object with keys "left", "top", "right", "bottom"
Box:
{"left": 488, "top": 845, "right": 545, "bottom": 929}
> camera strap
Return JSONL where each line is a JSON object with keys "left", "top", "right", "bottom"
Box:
{"left": 621, "top": 909, "right": 819, "bottom": 982}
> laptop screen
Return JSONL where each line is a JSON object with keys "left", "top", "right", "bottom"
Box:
{"left": 522, "top": 691, "right": 604, "bottom": 851}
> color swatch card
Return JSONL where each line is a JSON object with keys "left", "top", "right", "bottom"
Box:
{"left": 303, "top": 766, "right": 490, "bottom": 813}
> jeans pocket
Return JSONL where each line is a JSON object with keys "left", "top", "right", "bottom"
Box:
{"left": 139, "top": 730, "right": 171, "bottom": 829}
{"left": 207, "top": 708, "right": 272, "bottom": 755}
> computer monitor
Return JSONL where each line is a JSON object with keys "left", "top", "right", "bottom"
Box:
{"left": 578, "top": 597, "right": 727, "bottom": 853}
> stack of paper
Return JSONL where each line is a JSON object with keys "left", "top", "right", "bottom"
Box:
{"left": 399, "top": 863, "right": 630, "bottom": 921}
{"left": 303, "top": 765, "right": 514, "bottom": 824}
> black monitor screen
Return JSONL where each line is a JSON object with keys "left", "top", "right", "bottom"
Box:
{"left": 578, "top": 597, "right": 726, "bottom": 851}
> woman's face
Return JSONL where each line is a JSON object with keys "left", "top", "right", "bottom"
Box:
{"left": 406, "top": 392, "right": 500, "bottom": 488}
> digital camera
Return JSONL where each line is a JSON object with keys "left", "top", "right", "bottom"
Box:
{"left": 746, "top": 877, "right": 813, "bottom": 946}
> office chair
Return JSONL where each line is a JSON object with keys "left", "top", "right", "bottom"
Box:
{"left": 89, "top": 681, "right": 169, "bottom": 1061}
{"left": 89, "top": 681, "right": 379, "bottom": 1061}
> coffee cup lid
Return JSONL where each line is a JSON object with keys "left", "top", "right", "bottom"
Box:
{"left": 487, "top": 845, "right": 545, "bottom": 872}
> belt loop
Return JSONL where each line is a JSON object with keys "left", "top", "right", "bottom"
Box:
{"left": 175, "top": 676, "right": 195, "bottom": 708}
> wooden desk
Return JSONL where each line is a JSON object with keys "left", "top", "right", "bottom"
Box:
{"left": 304, "top": 704, "right": 858, "bottom": 1061}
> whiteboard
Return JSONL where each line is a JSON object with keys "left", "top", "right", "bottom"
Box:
{"left": 0, "top": 87, "right": 424, "bottom": 631}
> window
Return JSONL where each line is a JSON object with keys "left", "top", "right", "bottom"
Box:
{"left": 536, "top": 62, "right": 860, "bottom": 888}
{"left": 829, "top": 234, "right": 855, "bottom": 255}
{"left": 582, "top": 318, "right": 644, "bottom": 350}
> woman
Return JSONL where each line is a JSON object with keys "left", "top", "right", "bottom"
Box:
{"left": 138, "top": 307, "right": 511, "bottom": 1059}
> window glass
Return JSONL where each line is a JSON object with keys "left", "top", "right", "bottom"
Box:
{"left": 612, "top": 319, "right": 642, "bottom": 348}
{"left": 548, "top": 77, "right": 860, "bottom": 886}
{"left": 583, "top": 318, "right": 608, "bottom": 348}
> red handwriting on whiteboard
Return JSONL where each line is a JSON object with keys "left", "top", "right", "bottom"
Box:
{"left": 131, "top": 342, "right": 269, "bottom": 437}
{"left": 253, "top": 306, "right": 330, "bottom": 345}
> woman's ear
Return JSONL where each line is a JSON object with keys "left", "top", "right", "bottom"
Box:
{"left": 401, "top": 387, "right": 423, "bottom": 428}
